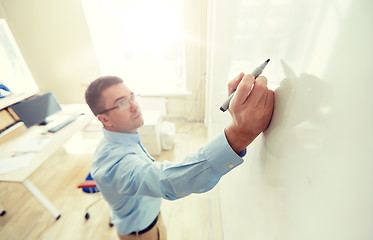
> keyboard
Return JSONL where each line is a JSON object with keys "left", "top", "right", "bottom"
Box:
{"left": 47, "top": 115, "right": 79, "bottom": 133}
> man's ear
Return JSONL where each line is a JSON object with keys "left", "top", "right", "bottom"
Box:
{"left": 97, "top": 114, "right": 112, "bottom": 128}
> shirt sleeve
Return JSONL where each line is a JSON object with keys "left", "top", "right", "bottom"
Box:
{"left": 96, "top": 130, "right": 244, "bottom": 200}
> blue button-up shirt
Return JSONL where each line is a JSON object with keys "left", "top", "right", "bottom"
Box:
{"left": 91, "top": 128, "right": 245, "bottom": 235}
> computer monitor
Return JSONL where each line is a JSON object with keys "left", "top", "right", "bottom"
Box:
{"left": 10, "top": 92, "right": 62, "bottom": 128}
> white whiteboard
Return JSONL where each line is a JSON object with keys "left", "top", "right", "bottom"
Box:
{"left": 206, "top": 0, "right": 373, "bottom": 239}
{"left": 0, "top": 19, "right": 39, "bottom": 109}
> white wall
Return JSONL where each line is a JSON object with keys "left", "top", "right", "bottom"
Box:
{"left": 206, "top": 0, "right": 373, "bottom": 239}
{"left": 0, "top": 0, "right": 102, "bottom": 104}
{"left": 0, "top": 19, "right": 39, "bottom": 109}
{"left": 0, "top": 0, "right": 207, "bottom": 121}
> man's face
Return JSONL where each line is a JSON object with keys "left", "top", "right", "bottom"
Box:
{"left": 98, "top": 83, "right": 144, "bottom": 133}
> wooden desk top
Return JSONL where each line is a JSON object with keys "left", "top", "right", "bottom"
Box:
{"left": 0, "top": 104, "right": 94, "bottom": 182}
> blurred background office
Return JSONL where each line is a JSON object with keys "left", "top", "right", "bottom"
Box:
{"left": 1, "top": 0, "right": 372, "bottom": 239}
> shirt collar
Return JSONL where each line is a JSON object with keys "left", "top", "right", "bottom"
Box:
{"left": 103, "top": 128, "right": 140, "bottom": 145}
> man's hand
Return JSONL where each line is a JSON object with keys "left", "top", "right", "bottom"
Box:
{"left": 225, "top": 73, "right": 274, "bottom": 154}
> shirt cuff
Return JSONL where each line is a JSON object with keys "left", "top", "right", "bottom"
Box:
{"left": 203, "top": 131, "right": 244, "bottom": 175}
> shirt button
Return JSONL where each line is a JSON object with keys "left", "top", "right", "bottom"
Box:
{"left": 227, "top": 163, "right": 234, "bottom": 169}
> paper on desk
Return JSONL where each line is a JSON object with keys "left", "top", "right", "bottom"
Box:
{"left": 0, "top": 153, "right": 34, "bottom": 175}
{"left": 13, "top": 138, "right": 51, "bottom": 153}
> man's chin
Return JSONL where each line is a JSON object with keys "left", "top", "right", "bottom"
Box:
{"left": 138, "top": 119, "right": 144, "bottom": 128}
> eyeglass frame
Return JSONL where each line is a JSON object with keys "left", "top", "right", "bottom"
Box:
{"left": 98, "top": 93, "right": 138, "bottom": 115}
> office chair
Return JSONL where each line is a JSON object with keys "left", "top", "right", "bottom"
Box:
{"left": 77, "top": 173, "right": 113, "bottom": 227}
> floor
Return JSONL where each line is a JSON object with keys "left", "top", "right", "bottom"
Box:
{"left": 0, "top": 119, "right": 215, "bottom": 240}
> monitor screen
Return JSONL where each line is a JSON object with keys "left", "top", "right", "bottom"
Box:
{"left": 10, "top": 92, "right": 62, "bottom": 128}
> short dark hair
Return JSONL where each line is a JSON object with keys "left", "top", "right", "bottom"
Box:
{"left": 85, "top": 76, "right": 123, "bottom": 116}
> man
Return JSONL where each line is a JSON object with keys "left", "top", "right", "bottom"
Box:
{"left": 85, "top": 73, "right": 274, "bottom": 240}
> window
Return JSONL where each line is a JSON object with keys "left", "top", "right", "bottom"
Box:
{"left": 82, "top": 0, "right": 186, "bottom": 95}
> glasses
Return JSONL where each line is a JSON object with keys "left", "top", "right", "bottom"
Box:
{"left": 98, "top": 94, "right": 138, "bottom": 115}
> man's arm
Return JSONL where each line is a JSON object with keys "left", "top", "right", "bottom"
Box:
{"left": 93, "top": 131, "right": 244, "bottom": 201}
{"left": 224, "top": 73, "right": 274, "bottom": 154}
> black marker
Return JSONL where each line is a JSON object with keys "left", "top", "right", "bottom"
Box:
{"left": 220, "top": 59, "right": 270, "bottom": 112}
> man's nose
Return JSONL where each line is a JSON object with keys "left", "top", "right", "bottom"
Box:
{"left": 129, "top": 100, "right": 139, "bottom": 111}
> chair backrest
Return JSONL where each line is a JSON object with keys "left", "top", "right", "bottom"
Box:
{"left": 77, "top": 172, "right": 100, "bottom": 193}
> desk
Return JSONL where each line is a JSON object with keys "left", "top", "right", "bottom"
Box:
{"left": 0, "top": 104, "right": 93, "bottom": 219}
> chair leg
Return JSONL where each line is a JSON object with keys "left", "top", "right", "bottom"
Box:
{"left": 0, "top": 203, "right": 6, "bottom": 216}
{"left": 83, "top": 195, "right": 113, "bottom": 227}
{"left": 85, "top": 196, "right": 103, "bottom": 213}
{"left": 109, "top": 210, "right": 113, "bottom": 227}
{"left": 84, "top": 196, "right": 103, "bottom": 221}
